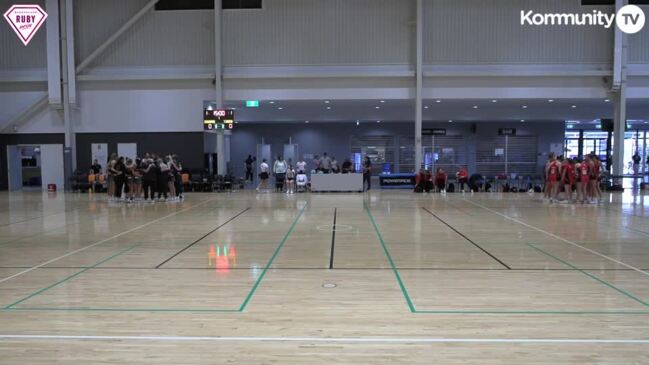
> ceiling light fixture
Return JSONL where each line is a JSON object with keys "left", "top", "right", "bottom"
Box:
{"left": 473, "top": 105, "right": 478, "bottom": 109}
{"left": 278, "top": 107, "right": 283, "bottom": 110}
{"left": 380, "top": 100, "right": 385, "bottom": 103}
{"left": 520, "top": 119, "right": 525, "bottom": 122}
{"left": 375, "top": 106, "right": 380, "bottom": 109}
{"left": 448, "top": 120, "right": 453, "bottom": 123}
{"left": 356, "top": 120, "right": 360, "bottom": 126}
{"left": 522, "top": 105, "right": 528, "bottom": 109}
{"left": 326, "top": 106, "right": 331, "bottom": 110}
{"left": 492, "top": 99, "right": 497, "bottom": 103}
{"left": 424, "top": 106, "right": 429, "bottom": 109}
{"left": 548, "top": 99, "right": 554, "bottom": 103}
{"left": 377, "top": 120, "right": 381, "bottom": 123}
{"left": 604, "top": 99, "right": 610, "bottom": 102}
{"left": 305, "top": 120, "right": 309, "bottom": 124}
{"left": 435, "top": 100, "right": 441, "bottom": 103}
{"left": 269, "top": 101, "right": 275, "bottom": 104}
{"left": 571, "top": 105, "right": 577, "bottom": 108}
{"left": 324, "top": 100, "right": 330, "bottom": 104}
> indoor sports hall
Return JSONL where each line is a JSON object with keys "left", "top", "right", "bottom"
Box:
{"left": 1, "top": 0, "right": 649, "bottom": 364}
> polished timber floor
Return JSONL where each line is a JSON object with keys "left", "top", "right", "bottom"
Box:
{"left": 1, "top": 189, "right": 649, "bottom": 364}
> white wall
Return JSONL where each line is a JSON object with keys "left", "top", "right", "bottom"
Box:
{"left": 74, "top": 82, "right": 214, "bottom": 132}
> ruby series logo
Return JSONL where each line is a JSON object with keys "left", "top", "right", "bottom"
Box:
{"left": 3, "top": 4, "right": 48, "bottom": 46}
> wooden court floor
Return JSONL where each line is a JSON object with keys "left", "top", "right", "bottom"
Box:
{"left": 1, "top": 190, "right": 649, "bottom": 364}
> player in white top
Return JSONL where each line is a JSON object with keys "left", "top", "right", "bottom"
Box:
{"left": 256, "top": 159, "right": 270, "bottom": 192}
{"left": 296, "top": 160, "right": 307, "bottom": 174}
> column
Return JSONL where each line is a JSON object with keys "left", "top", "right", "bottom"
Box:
{"left": 414, "top": 0, "right": 423, "bottom": 172}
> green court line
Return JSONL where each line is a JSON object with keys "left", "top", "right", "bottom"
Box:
{"left": 363, "top": 202, "right": 417, "bottom": 313}
{"left": 3, "top": 241, "right": 148, "bottom": 309}
{"left": 528, "top": 243, "right": 649, "bottom": 308}
{"left": 3, "top": 208, "right": 253, "bottom": 313}
{"left": 238, "top": 203, "right": 308, "bottom": 312}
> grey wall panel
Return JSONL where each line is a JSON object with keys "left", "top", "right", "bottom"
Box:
{"left": 75, "top": 132, "right": 204, "bottom": 171}
{"left": 74, "top": 0, "right": 150, "bottom": 64}
{"left": 88, "top": 7, "right": 215, "bottom": 68}
{"left": 223, "top": 0, "right": 414, "bottom": 66}
{"left": 424, "top": 0, "right": 613, "bottom": 65}
{"left": 629, "top": 24, "right": 649, "bottom": 64}
{"left": 0, "top": 0, "right": 47, "bottom": 69}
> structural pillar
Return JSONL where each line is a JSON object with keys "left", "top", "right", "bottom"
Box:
{"left": 414, "top": 0, "right": 423, "bottom": 172}
{"left": 213, "top": 0, "right": 227, "bottom": 175}
{"left": 612, "top": 85, "right": 627, "bottom": 181}
{"left": 611, "top": 0, "right": 628, "bottom": 183}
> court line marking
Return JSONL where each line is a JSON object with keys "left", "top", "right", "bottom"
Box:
{"left": 364, "top": 202, "right": 417, "bottom": 313}
{"left": 528, "top": 244, "right": 649, "bottom": 308}
{"left": 2, "top": 205, "right": 255, "bottom": 312}
{"left": 329, "top": 208, "right": 337, "bottom": 269}
{"left": 1, "top": 334, "right": 649, "bottom": 344}
{"left": 0, "top": 199, "right": 218, "bottom": 285}
{"left": 0, "top": 208, "right": 75, "bottom": 228}
{"left": 238, "top": 203, "right": 308, "bottom": 311}
{"left": 155, "top": 207, "right": 251, "bottom": 268}
{"left": 464, "top": 199, "right": 649, "bottom": 278}
{"left": 421, "top": 207, "right": 511, "bottom": 269}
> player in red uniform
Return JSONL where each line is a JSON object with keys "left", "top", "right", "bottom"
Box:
{"left": 576, "top": 156, "right": 590, "bottom": 204}
{"left": 545, "top": 153, "right": 561, "bottom": 202}
{"left": 560, "top": 157, "right": 574, "bottom": 203}
{"left": 589, "top": 155, "right": 602, "bottom": 204}
{"left": 456, "top": 167, "right": 469, "bottom": 193}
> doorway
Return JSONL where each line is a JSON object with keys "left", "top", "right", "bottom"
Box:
{"left": 7, "top": 144, "right": 64, "bottom": 191}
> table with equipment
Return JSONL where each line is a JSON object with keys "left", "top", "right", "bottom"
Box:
{"left": 310, "top": 173, "right": 363, "bottom": 192}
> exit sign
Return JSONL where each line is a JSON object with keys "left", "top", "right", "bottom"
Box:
{"left": 246, "top": 100, "right": 259, "bottom": 107}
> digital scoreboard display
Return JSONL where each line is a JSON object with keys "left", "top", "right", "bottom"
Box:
{"left": 203, "top": 108, "right": 235, "bottom": 131}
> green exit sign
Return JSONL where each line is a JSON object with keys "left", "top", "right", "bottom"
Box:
{"left": 246, "top": 100, "right": 259, "bottom": 107}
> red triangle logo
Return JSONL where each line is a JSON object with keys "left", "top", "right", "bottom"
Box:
{"left": 3, "top": 5, "right": 48, "bottom": 46}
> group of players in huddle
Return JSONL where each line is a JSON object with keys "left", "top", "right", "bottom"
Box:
{"left": 104, "top": 153, "right": 184, "bottom": 203}
{"left": 544, "top": 152, "right": 603, "bottom": 204}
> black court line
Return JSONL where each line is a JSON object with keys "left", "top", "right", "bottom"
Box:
{"left": 0, "top": 208, "right": 77, "bottom": 228}
{"left": 154, "top": 207, "right": 251, "bottom": 268}
{"left": 422, "top": 207, "right": 512, "bottom": 270}
{"left": 329, "top": 208, "right": 337, "bottom": 269}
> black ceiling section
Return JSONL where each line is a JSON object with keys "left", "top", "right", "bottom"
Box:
{"left": 581, "top": 0, "right": 649, "bottom": 5}
{"left": 155, "top": 0, "right": 262, "bottom": 10}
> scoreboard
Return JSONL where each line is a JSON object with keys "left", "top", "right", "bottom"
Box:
{"left": 203, "top": 108, "right": 235, "bottom": 131}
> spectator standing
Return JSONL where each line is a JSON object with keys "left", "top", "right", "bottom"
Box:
{"left": 245, "top": 155, "right": 256, "bottom": 183}
{"left": 257, "top": 159, "right": 270, "bottom": 192}
{"left": 273, "top": 156, "right": 288, "bottom": 192}
{"left": 320, "top": 153, "right": 332, "bottom": 173}
{"left": 362, "top": 156, "right": 372, "bottom": 191}
{"left": 632, "top": 152, "right": 641, "bottom": 175}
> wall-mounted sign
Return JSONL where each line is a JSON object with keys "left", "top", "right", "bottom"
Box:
{"left": 246, "top": 100, "right": 259, "bottom": 107}
{"left": 422, "top": 128, "right": 446, "bottom": 136}
{"left": 498, "top": 128, "right": 516, "bottom": 136}
{"left": 3, "top": 4, "right": 47, "bottom": 46}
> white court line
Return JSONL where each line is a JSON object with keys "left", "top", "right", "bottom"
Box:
{"left": 464, "top": 199, "right": 649, "bottom": 278}
{"left": 0, "top": 334, "right": 648, "bottom": 344}
{"left": 0, "top": 198, "right": 217, "bottom": 284}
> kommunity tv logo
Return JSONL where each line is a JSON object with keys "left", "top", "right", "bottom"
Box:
{"left": 521, "top": 4, "right": 645, "bottom": 34}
